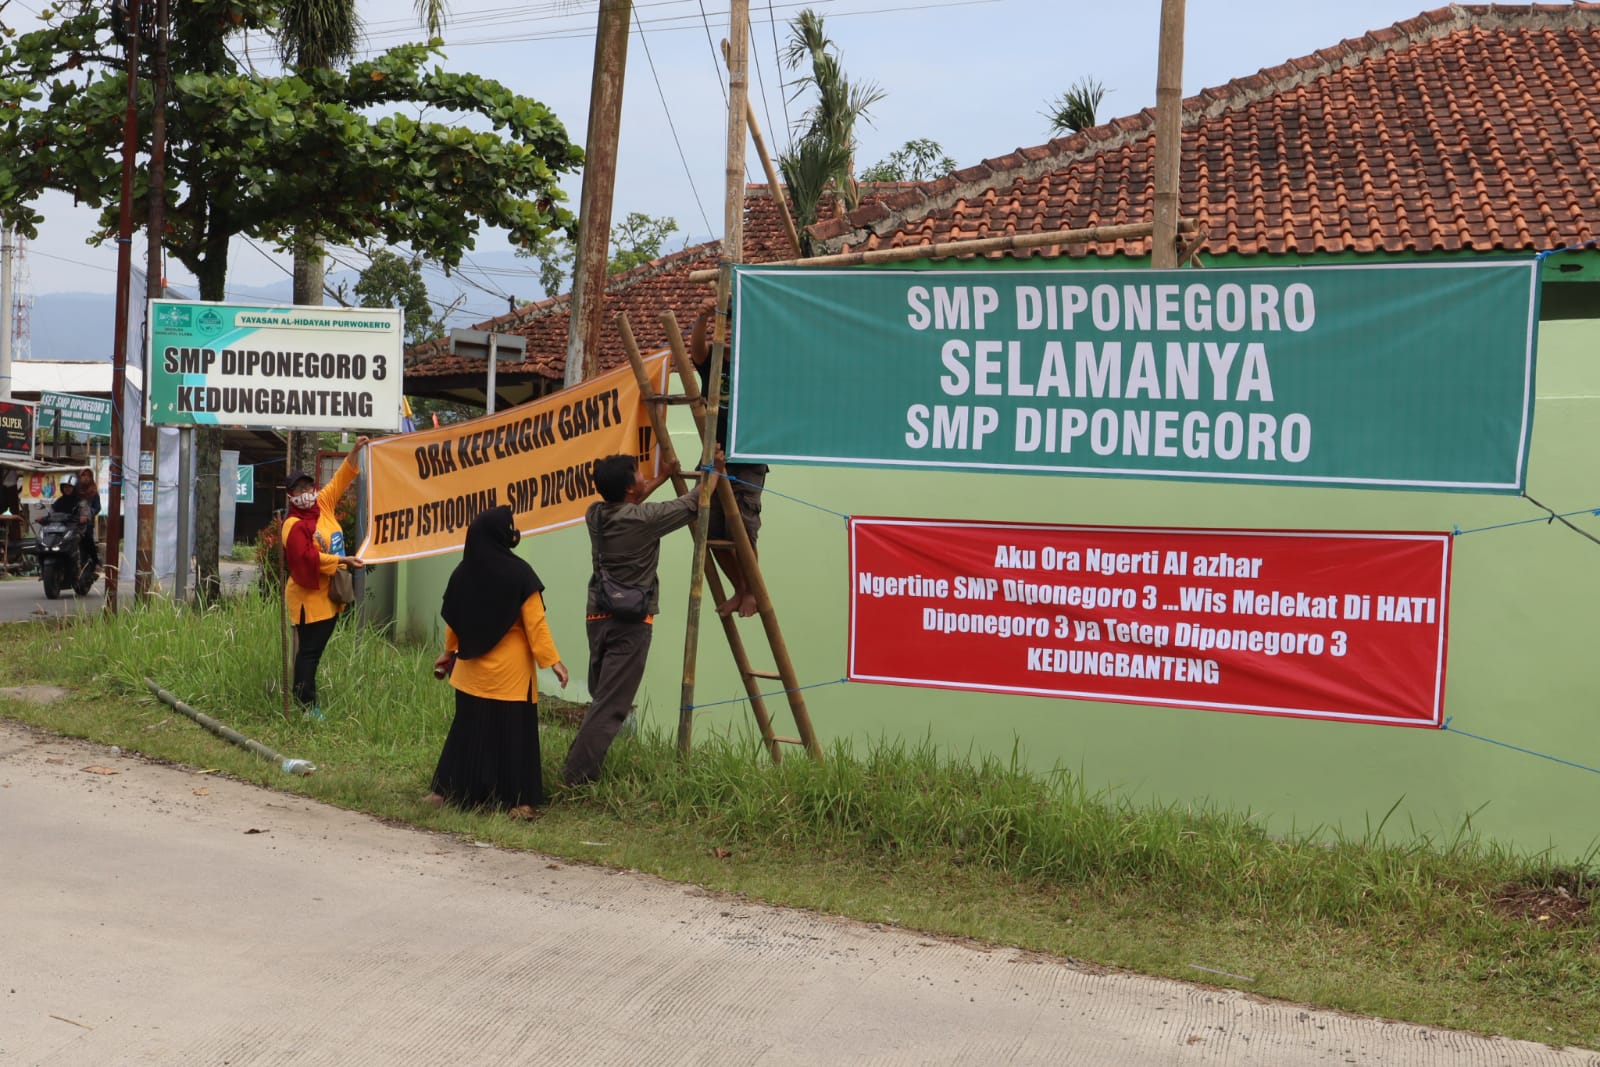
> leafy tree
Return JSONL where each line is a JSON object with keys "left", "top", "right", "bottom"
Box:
{"left": 778, "top": 9, "right": 884, "bottom": 225}
{"left": 607, "top": 211, "right": 679, "bottom": 274}
{"left": 0, "top": 1, "right": 581, "bottom": 600}
{"left": 522, "top": 212, "right": 680, "bottom": 297}
{"left": 350, "top": 249, "right": 441, "bottom": 348}
{"left": 859, "top": 138, "right": 956, "bottom": 183}
{"left": 1045, "top": 77, "right": 1107, "bottom": 135}
{"left": 276, "top": 0, "right": 364, "bottom": 490}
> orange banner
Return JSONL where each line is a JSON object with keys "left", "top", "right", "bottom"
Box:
{"left": 358, "top": 353, "right": 672, "bottom": 562}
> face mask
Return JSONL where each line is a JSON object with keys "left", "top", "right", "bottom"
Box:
{"left": 289, "top": 490, "right": 317, "bottom": 510}
{"left": 507, "top": 528, "right": 521, "bottom": 549}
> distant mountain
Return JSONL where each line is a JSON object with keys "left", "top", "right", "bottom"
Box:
{"left": 26, "top": 249, "right": 558, "bottom": 362}
{"left": 31, "top": 265, "right": 502, "bottom": 363}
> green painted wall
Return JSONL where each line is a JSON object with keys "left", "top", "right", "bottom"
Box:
{"left": 395, "top": 308, "right": 1600, "bottom": 861}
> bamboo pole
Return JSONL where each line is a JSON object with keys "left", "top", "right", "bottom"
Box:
{"left": 722, "top": 39, "right": 802, "bottom": 258}
{"left": 686, "top": 219, "right": 1197, "bottom": 280}
{"left": 747, "top": 103, "right": 802, "bottom": 259}
{"left": 623, "top": 312, "right": 786, "bottom": 762}
{"left": 1152, "top": 0, "right": 1187, "bottom": 269}
{"left": 145, "top": 678, "right": 316, "bottom": 775}
{"left": 680, "top": 1, "right": 752, "bottom": 757}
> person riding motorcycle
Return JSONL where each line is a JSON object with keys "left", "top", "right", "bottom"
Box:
{"left": 50, "top": 468, "right": 101, "bottom": 570}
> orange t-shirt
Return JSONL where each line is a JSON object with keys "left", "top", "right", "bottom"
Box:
{"left": 282, "top": 457, "right": 358, "bottom": 626}
{"left": 444, "top": 591, "right": 562, "bottom": 703}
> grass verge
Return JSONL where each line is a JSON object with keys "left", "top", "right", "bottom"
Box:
{"left": 2, "top": 595, "right": 1596, "bottom": 1050}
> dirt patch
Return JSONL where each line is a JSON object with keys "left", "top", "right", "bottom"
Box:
{"left": 0, "top": 685, "right": 73, "bottom": 705}
{"left": 1489, "top": 869, "right": 1592, "bottom": 927}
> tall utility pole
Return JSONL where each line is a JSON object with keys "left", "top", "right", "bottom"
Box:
{"left": 106, "top": 0, "right": 143, "bottom": 613}
{"left": 0, "top": 225, "right": 12, "bottom": 399}
{"left": 1151, "top": 0, "right": 1186, "bottom": 269}
{"left": 564, "top": 0, "right": 631, "bottom": 387}
{"left": 137, "top": 0, "right": 168, "bottom": 600}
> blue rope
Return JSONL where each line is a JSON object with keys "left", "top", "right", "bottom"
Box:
{"left": 686, "top": 677, "right": 848, "bottom": 713}
{"left": 1536, "top": 239, "right": 1600, "bottom": 260}
{"left": 1441, "top": 717, "right": 1600, "bottom": 777}
{"left": 1452, "top": 506, "right": 1600, "bottom": 537}
{"left": 701, "top": 464, "right": 851, "bottom": 521}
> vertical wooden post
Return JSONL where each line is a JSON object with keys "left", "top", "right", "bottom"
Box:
{"left": 721, "top": 39, "right": 802, "bottom": 259}
{"left": 106, "top": 0, "right": 143, "bottom": 612}
{"left": 680, "top": 0, "right": 751, "bottom": 757}
{"left": 138, "top": 0, "right": 168, "bottom": 601}
{"left": 1151, "top": 0, "right": 1186, "bottom": 269}
{"left": 565, "top": 0, "right": 632, "bottom": 386}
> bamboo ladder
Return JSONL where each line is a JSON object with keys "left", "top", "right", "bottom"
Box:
{"left": 616, "top": 309, "right": 822, "bottom": 764}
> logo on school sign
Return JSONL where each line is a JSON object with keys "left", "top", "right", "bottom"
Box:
{"left": 37, "top": 391, "right": 113, "bottom": 437}
{"left": 729, "top": 261, "right": 1539, "bottom": 492}
{"left": 146, "top": 299, "right": 404, "bottom": 431}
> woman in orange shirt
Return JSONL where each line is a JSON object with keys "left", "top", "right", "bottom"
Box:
{"left": 429, "top": 505, "right": 568, "bottom": 818}
{"left": 282, "top": 439, "right": 368, "bottom": 718}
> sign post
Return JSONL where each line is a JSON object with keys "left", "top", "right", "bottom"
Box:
{"left": 448, "top": 328, "right": 526, "bottom": 416}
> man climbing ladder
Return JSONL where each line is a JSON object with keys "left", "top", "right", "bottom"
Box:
{"left": 614, "top": 310, "right": 821, "bottom": 765}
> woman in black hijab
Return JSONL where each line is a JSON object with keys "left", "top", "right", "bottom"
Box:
{"left": 429, "top": 506, "right": 568, "bottom": 818}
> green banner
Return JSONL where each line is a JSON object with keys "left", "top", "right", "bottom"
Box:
{"left": 235, "top": 464, "right": 255, "bottom": 504}
{"left": 728, "top": 262, "right": 1539, "bottom": 492}
{"left": 37, "top": 391, "right": 112, "bottom": 437}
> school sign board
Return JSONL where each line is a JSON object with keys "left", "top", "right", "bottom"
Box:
{"left": 146, "top": 299, "right": 404, "bottom": 431}
{"left": 849, "top": 517, "right": 1453, "bottom": 728}
{"left": 37, "top": 391, "right": 113, "bottom": 437}
{"left": 729, "top": 261, "right": 1539, "bottom": 492}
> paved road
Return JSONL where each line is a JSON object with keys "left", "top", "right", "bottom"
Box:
{"left": 2, "top": 718, "right": 1594, "bottom": 1066}
{"left": 0, "top": 561, "right": 257, "bottom": 622}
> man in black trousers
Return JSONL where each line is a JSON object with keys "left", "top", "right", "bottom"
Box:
{"left": 562, "top": 452, "right": 714, "bottom": 787}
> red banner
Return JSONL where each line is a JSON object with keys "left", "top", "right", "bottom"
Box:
{"left": 848, "top": 518, "right": 1452, "bottom": 727}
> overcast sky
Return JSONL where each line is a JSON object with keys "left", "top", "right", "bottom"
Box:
{"left": 9, "top": 0, "right": 1539, "bottom": 321}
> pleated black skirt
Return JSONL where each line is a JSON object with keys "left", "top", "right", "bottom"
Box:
{"left": 430, "top": 689, "right": 543, "bottom": 810}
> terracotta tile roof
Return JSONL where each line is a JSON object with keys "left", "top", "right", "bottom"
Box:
{"left": 410, "top": 4, "right": 1600, "bottom": 388}
{"left": 811, "top": 3, "right": 1600, "bottom": 259}
{"left": 406, "top": 186, "right": 816, "bottom": 386}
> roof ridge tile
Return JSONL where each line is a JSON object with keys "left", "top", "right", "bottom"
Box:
{"left": 817, "top": 2, "right": 1600, "bottom": 253}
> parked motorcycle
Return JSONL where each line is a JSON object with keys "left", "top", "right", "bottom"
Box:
{"left": 33, "top": 500, "right": 98, "bottom": 599}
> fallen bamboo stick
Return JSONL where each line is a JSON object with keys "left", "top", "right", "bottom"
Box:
{"left": 144, "top": 678, "right": 316, "bottom": 776}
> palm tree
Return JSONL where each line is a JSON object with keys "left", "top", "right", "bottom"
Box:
{"left": 414, "top": 0, "right": 447, "bottom": 37}
{"left": 1045, "top": 77, "right": 1107, "bottom": 136}
{"left": 779, "top": 9, "right": 884, "bottom": 218}
{"left": 777, "top": 134, "right": 851, "bottom": 256}
{"left": 276, "top": 0, "right": 361, "bottom": 69}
